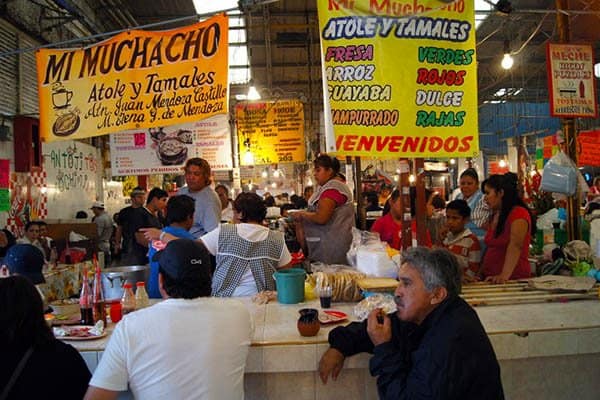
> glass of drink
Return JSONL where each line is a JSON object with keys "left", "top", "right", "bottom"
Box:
{"left": 109, "top": 302, "right": 122, "bottom": 323}
{"left": 319, "top": 286, "right": 332, "bottom": 309}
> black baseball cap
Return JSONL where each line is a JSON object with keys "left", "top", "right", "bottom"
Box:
{"left": 4, "top": 244, "right": 45, "bottom": 284}
{"left": 152, "top": 239, "right": 211, "bottom": 282}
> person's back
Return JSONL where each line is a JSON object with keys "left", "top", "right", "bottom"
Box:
{"left": 86, "top": 239, "right": 253, "bottom": 400}
{"left": 92, "top": 297, "right": 251, "bottom": 399}
{"left": 0, "top": 275, "right": 91, "bottom": 400}
{"left": 2, "top": 338, "right": 91, "bottom": 400}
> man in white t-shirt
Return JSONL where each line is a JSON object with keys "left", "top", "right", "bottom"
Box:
{"left": 84, "top": 239, "right": 253, "bottom": 400}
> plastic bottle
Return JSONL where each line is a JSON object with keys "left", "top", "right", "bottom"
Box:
{"left": 92, "top": 256, "right": 106, "bottom": 325}
{"left": 121, "top": 283, "right": 136, "bottom": 315}
{"left": 79, "top": 266, "right": 94, "bottom": 325}
{"left": 135, "top": 282, "right": 149, "bottom": 309}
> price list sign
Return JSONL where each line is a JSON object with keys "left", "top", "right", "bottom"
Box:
{"left": 547, "top": 43, "right": 597, "bottom": 118}
{"left": 317, "top": 0, "right": 479, "bottom": 158}
{"left": 236, "top": 99, "right": 306, "bottom": 166}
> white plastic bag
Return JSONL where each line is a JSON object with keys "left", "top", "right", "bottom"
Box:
{"left": 356, "top": 246, "right": 398, "bottom": 278}
{"left": 536, "top": 208, "right": 559, "bottom": 230}
{"left": 540, "top": 151, "right": 578, "bottom": 195}
{"left": 346, "top": 227, "right": 383, "bottom": 267}
{"left": 69, "top": 231, "right": 89, "bottom": 241}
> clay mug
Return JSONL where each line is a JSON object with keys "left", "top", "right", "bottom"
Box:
{"left": 297, "top": 308, "right": 320, "bottom": 337}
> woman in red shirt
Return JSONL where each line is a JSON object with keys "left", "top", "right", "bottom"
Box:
{"left": 482, "top": 173, "right": 534, "bottom": 283}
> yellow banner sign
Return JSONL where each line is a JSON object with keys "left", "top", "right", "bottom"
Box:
{"left": 317, "top": 0, "right": 479, "bottom": 158}
{"left": 36, "top": 15, "right": 229, "bottom": 142}
{"left": 236, "top": 100, "right": 306, "bottom": 166}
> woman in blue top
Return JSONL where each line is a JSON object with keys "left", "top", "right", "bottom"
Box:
{"left": 147, "top": 195, "right": 196, "bottom": 298}
{"left": 453, "top": 168, "right": 491, "bottom": 240}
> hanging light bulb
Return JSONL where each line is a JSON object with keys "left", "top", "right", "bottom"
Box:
{"left": 501, "top": 40, "right": 514, "bottom": 70}
{"left": 261, "top": 169, "right": 268, "bottom": 178}
{"left": 394, "top": 175, "right": 399, "bottom": 182}
{"left": 501, "top": 53, "right": 514, "bottom": 70}
{"left": 409, "top": 174, "right": 416, "bottom": 183}
{"left": 449, "top": 158, "right": 456, "bottom": 165}
{"left": 271, "top": 182, "right": 277, "bottom": 188}
{"left": 499, "top": 159, "right": 507, "bottom": 168}
{"left": 273, "top": 169, "right": 280, "bottom": 178}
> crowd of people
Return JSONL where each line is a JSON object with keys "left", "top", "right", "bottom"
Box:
{"left": 3, "top": 153, "right": 599, "bottom": 399}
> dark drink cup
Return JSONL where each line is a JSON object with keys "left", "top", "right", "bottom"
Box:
{"left": 319, "top": 286, "right": 332, "bottom": 308}
{"left": 319, "top": 295, "right": 332, "bottom": 308}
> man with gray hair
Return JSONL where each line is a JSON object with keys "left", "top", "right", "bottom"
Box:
{"left": 179, "top": 158, "right": 222, "bottom": 238}
{"left": 319, "top": 247, "right": 504, "bottom": 399}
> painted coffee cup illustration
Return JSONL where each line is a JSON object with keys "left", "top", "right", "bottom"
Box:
{"left": 52, "top": 85, "right": 73, "bottom": 109}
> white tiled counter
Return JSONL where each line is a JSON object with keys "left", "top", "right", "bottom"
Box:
{"left": 72, "top": 299, "right": 600, "bottom": 400}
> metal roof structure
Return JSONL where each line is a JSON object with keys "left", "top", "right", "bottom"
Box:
{"left": 2, "top": 0, "right": 600, "bottom": 155}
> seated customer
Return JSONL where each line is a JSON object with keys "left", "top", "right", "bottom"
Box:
{"left": 35, "top": 221, "right": 54, "bottom": 262}
{"left": 16, "top": 221, "right": 46, "bottom": 260}
{"left": 147, "top": 195, "right": 197, "bottom": 298}
{"left": 203, "top": 192, "right": 292, "bottom": 296}
{"left": 442, "top": 200, "right": 482, "bottom": 282}
{"left": 0, "top": 275, "right": 91, "bottom": 400}
{"left": 85, "top": 239, "right": 252, "bottom": 400}
{"left": 3, "top": 244, "right": 48, "bottom": 309}
{"left": 318, "top": 247, "right": 504, "bottom": 399}
{"left": 0, "top": 226, "right": 16, "bottom": 260}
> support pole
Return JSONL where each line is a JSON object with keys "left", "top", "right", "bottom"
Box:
{"left": 556, "top": 0, "right": 581, "bottom": 241}
{"left": 355, "top": 156, "right": 366, "bottom": 230}
{"left": 398, "top": 159, "right": 412, "bottom": 249}
{"left": 414, "top": 158, "right": 428, "bottom": 246}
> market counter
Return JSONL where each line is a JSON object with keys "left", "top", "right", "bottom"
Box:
{"left": 73, "top": 299, "right": 600, "bottom": 400}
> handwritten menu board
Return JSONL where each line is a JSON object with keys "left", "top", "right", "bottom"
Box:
{"left": 42, "top": 140, "right": 101, "bottom": 219}
{"left": 110, "top": 114, "right": 232, "bottom": 176}
{"left": 578, "top": 130, "right": 600, "bottom": 167}
{"left": 317, "top": 0, "right": 479, "bottom": 158}
{"left": 236, "top": 99, "right": 306, "bottom": 166}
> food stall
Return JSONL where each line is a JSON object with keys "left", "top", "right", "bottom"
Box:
{"left": 64, "top": 284, "right": 600, "bottom": 400}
